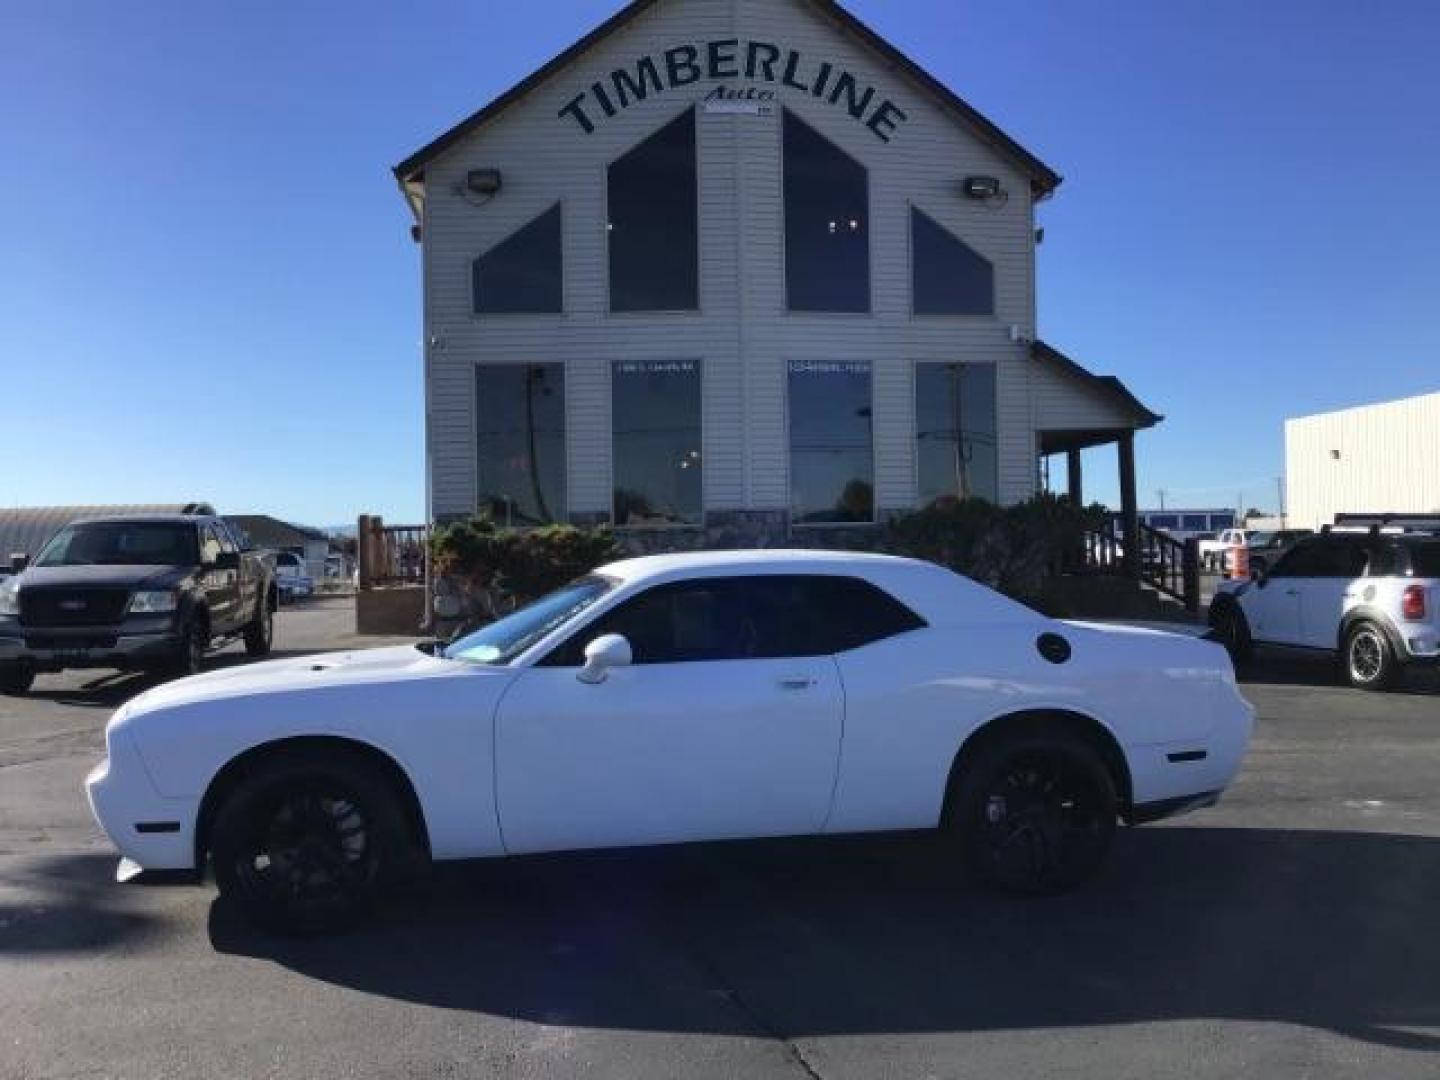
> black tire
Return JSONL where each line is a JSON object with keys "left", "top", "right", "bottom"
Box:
{"left": 1209, "top": 602, "right": 1254, "bottom": 663}
{"left": 165, "top": 616, "right": 207, "bottom": 679}
{"left": 1342, "top": 621, "right": 1399, "bottom": 691}
{"left": 0, "top": 662, "right": 35, "bottom": 696}
{"left": 210, "top": 752, "right": 410, "bottom": 933}
{"left": 947, "top": 727, "right": 1117, "bottom": 895}
{"left": 243, "top": 592, "right": 274, "bottom": 657}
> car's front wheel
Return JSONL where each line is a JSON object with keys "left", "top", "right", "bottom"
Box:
{"left": 1343, "top": 621, "right": 1399, "bottom": 691}
{"left": 948, "top": 729, "right": 1117, "bottom": 895}
{"left": 210, "top": 754, "right": 409, "bottom": 933}
{"left": 1209, "top": 602, "right": 1253, "bottom": 663}
{"left": 0, "top": 661, "right": 35, "bottom": 696}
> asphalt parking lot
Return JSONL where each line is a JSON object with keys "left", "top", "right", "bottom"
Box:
{"left": 2, "top": 597, "right": 1437, "bottom": 1079}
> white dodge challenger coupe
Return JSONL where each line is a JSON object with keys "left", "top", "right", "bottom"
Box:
{"left": 87, "top": 551, "right": 1253, "bottom": 931}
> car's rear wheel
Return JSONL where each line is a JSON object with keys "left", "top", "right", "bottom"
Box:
{"left": 1208, "top": 603, "right": 1253, "bottom": 663}
{"left": 1343, "top": 621, "right": 1399, "bottom": 691}
{"left": 210, "top": 754, "right": 408, "bottom": 933}
{"left": 948, "top": 729, "right": 1117, "bottom": 895}
{"left": 0, "top": 661, "right": 35, "bottom": 696}
{"left": 243, "top": 594, "right": 274, "bottom": 657}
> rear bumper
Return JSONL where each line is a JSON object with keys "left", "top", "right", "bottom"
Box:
{"left": 85, "top": 727, "right": 197, "bottom": 871}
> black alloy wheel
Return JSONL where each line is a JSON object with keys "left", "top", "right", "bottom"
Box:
{"left": 1209, "top": 604, "right": 1253, "bottom": 663}
{"left": 210, "top": 757, "right": 407, "bottom": 933}
{"left": 173, "top": 619, "right": 207, "bottom": 678}
{"left": 953, "top": 735, "right": 1117, "bottom": 895}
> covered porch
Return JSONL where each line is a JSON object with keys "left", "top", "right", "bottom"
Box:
{"left": 1030, "top": 342, "right": 1168, "bottom": 590}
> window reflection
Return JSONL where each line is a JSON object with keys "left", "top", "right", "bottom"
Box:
{"left": 472, "top": 203, "right": 563, "bottom": 314}
{"left": 911, "top": 207, "right": 993, "bottom": 317}
{"left": 612, "top": 360, "right": 702, "bottom": 526}
{"left": 476, "top": 364, "right": 566, "bottom": 525}
{"left": 915, "top": 363, "right": 998, "bottom": 505}
{"left": 608, "top": 109, "right": 699, "bottom": 312}
{"left": 789, "top": 360, "right": 873, "bottom": 523}
{"left": 783, "top": 110, "right": 870, "bottom": 313}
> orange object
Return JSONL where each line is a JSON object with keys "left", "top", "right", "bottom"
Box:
{"left": 1229, "top": 542, "right": 1250, "bottom": 580}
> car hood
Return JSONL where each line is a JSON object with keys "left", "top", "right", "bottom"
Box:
{"left": 16, "top": 564, "right": 192, "bottom": 590}
{"left": 125, "top": 644, "right": 496, "bottom": 713}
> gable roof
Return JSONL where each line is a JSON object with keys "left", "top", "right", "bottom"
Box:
{"left": 1032, "top": 341, "right": 1163, "bottom": 429}
{"left": 225, "top": 515, "right": 330, "bottom": 551}
{"left": 393, "top": 0, "right": 1061, "bottom": 199}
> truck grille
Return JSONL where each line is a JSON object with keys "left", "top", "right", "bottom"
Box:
{"left": 20, "top": 589, "right": 131, "bottom": 627}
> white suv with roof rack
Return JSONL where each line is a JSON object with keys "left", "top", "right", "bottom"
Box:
{"left": 1209, "top": 530, "right": 1440, "bottom": 690}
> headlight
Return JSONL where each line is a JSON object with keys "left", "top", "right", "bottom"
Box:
{"left": 127, "top": 590, "right": 178, "bottom": 614}
{"left": 0, "top": 581, "right": 18, "bottom": 617}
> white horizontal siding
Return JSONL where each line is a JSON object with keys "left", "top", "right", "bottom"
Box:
{"left": 421, "top": 0, "right": 1046, "bottom": 519}
{"left": 1285, "top": 392, "right": 1440, "bottom": 529}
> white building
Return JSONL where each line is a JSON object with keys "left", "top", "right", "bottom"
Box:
{"left": 1286, "top": 391, "right": 1440, "bottom": 529}
{"left": 394, "top": 0, "right": 1160, "bottom": 546}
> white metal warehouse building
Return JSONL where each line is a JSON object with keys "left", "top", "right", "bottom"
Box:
{"left": 1286, "top": 391, "right": 1440, "bottom": 529}
{"left": 394, "top": 0, "right": 1160, "bottom": 545}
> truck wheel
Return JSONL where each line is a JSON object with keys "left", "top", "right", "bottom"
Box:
{"left": 0, "top": 662, "right": 35, "bottom": 696}
{"left": 244, "top": 594, "right": 274, "bottom": 657}
{"left": 166, "top": 617, "right": 207, "bottom": 679}
{"left": 210, "top": 753, "right": 409, "bottom": 933}
{"left": 1343, "top": 621, "right": 1399, "bottom": 691}
{"left": 946, "top": 728, "right": 1117, "bottom": 895}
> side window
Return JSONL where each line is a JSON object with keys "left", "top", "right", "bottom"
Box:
{"left": 199, "top": 526, "right": 224, "bottom": 565}
{"left": 1273, "top": 541, "right": 1364, "bottom": 579}
{"left": 744, "top": 576, "right": 925, "bottom": 657}
{"left": 213, "top": 522, "right": 238, "bottom": 555}
{"left": 548, "top": 579, "right": 748, "bottom": 666}
{"left": 783, "top": 109, "right": 870, "bottom": 313}
{"left": 473, "top": 203, "right": 563, "bottom": 315}
{"left": 1367, "top": 544, "right": 1400, "bottom": 578}
{"left": 608, "top": 109, "right": 698, "bottom": 312}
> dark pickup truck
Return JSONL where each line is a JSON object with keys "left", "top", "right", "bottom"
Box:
{"left": 0, "top": 514, "right": 276, "bottom": 695}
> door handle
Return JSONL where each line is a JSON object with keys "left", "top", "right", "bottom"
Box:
{"left": 1284, "top": 589, "right": 1299, "bottom": 596}
{"left": 778, "top": 677, "right": 816, "bottom": 691}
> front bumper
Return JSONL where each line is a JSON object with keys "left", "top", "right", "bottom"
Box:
{"left": 0, "top": 616, "right": 178, "bottom": 671}
{"left": 85, "top": 726, "right": 197, "bottom": 872}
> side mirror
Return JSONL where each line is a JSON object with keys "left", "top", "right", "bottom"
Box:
{"left": 10, "top": 553, "right": 28, "bottom": 573}
{"left": 577, "top": 633, "right": 632, "bottom": 685}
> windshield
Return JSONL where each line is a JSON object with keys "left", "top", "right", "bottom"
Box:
{"left": 443, "top": 575, "right": 614, "bottom": 665}
{"left": 1249, "top": 532, "right": 1276, "bottom": 547}
{"left": 34, "top": 522, "right": 199, "bottom": 567}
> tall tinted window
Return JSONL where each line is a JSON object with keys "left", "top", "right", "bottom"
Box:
{"left": 612, "top": 360, "right": 702, "bottom": 526}
{"left": 476, "top": 364, "right": 565, "bottom": 525}
{"left": 472, "top": 204, "right": 563, "bottom": 314}
{"left": 783, "top": 110, "right": 870, "bottom": 312}
{"left": 915, "top": 363, "right": 998, "bottom": 505}
{"left": 911, "top": 208, "right": 993, "bottom": 317}
{"left": 608, "top": 109, "right": 698, "bottom": 312}
{"left": 789, "top": 360, "right": 873, "bottom": 523}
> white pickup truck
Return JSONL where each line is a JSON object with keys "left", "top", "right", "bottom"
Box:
{"left": 1199, "top": 529, "right": 1254, "bottom": 572}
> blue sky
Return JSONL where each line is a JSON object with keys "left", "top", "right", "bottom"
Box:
{"left": 2, "top": 0, "right": 1437, "bottom": 525}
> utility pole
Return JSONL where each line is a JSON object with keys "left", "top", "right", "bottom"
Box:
{"left": 1276, "top": 476, "right": 1287, "bottom": 528}
{"left": 1156, "top": 489, "right": 1167, "bottom": 511}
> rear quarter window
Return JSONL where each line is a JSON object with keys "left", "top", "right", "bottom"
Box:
{"left": 1411, "top": 543, "right": 1440, "bottom": 578}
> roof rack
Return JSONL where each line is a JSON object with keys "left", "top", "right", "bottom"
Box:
{"left": 1331, "top": 513, "right": 1440, "bottom": 536}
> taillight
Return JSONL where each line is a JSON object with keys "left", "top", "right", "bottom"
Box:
{"left": 1402, "top": 584, "right": 1426, "bottom": 622}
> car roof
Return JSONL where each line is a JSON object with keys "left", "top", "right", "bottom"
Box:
{"left": 595, "top": 548, "right": 1041, "bottom": 626}
{"left": 68, "top": 514, "right": 206, "bottom": 526}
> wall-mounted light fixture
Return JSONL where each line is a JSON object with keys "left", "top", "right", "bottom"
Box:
{"left": 466, "top": 169, "right": 503, "bottom": 197}
{"left": 963, "top": 175, "right": 1003, "bottom": 200}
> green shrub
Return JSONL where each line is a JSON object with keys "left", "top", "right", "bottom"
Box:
{"left": 883, "top": 494, "right": 1106, "bottom": 602}
{"left": 430, "top": 516, "right": 621, "bottom": 619}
